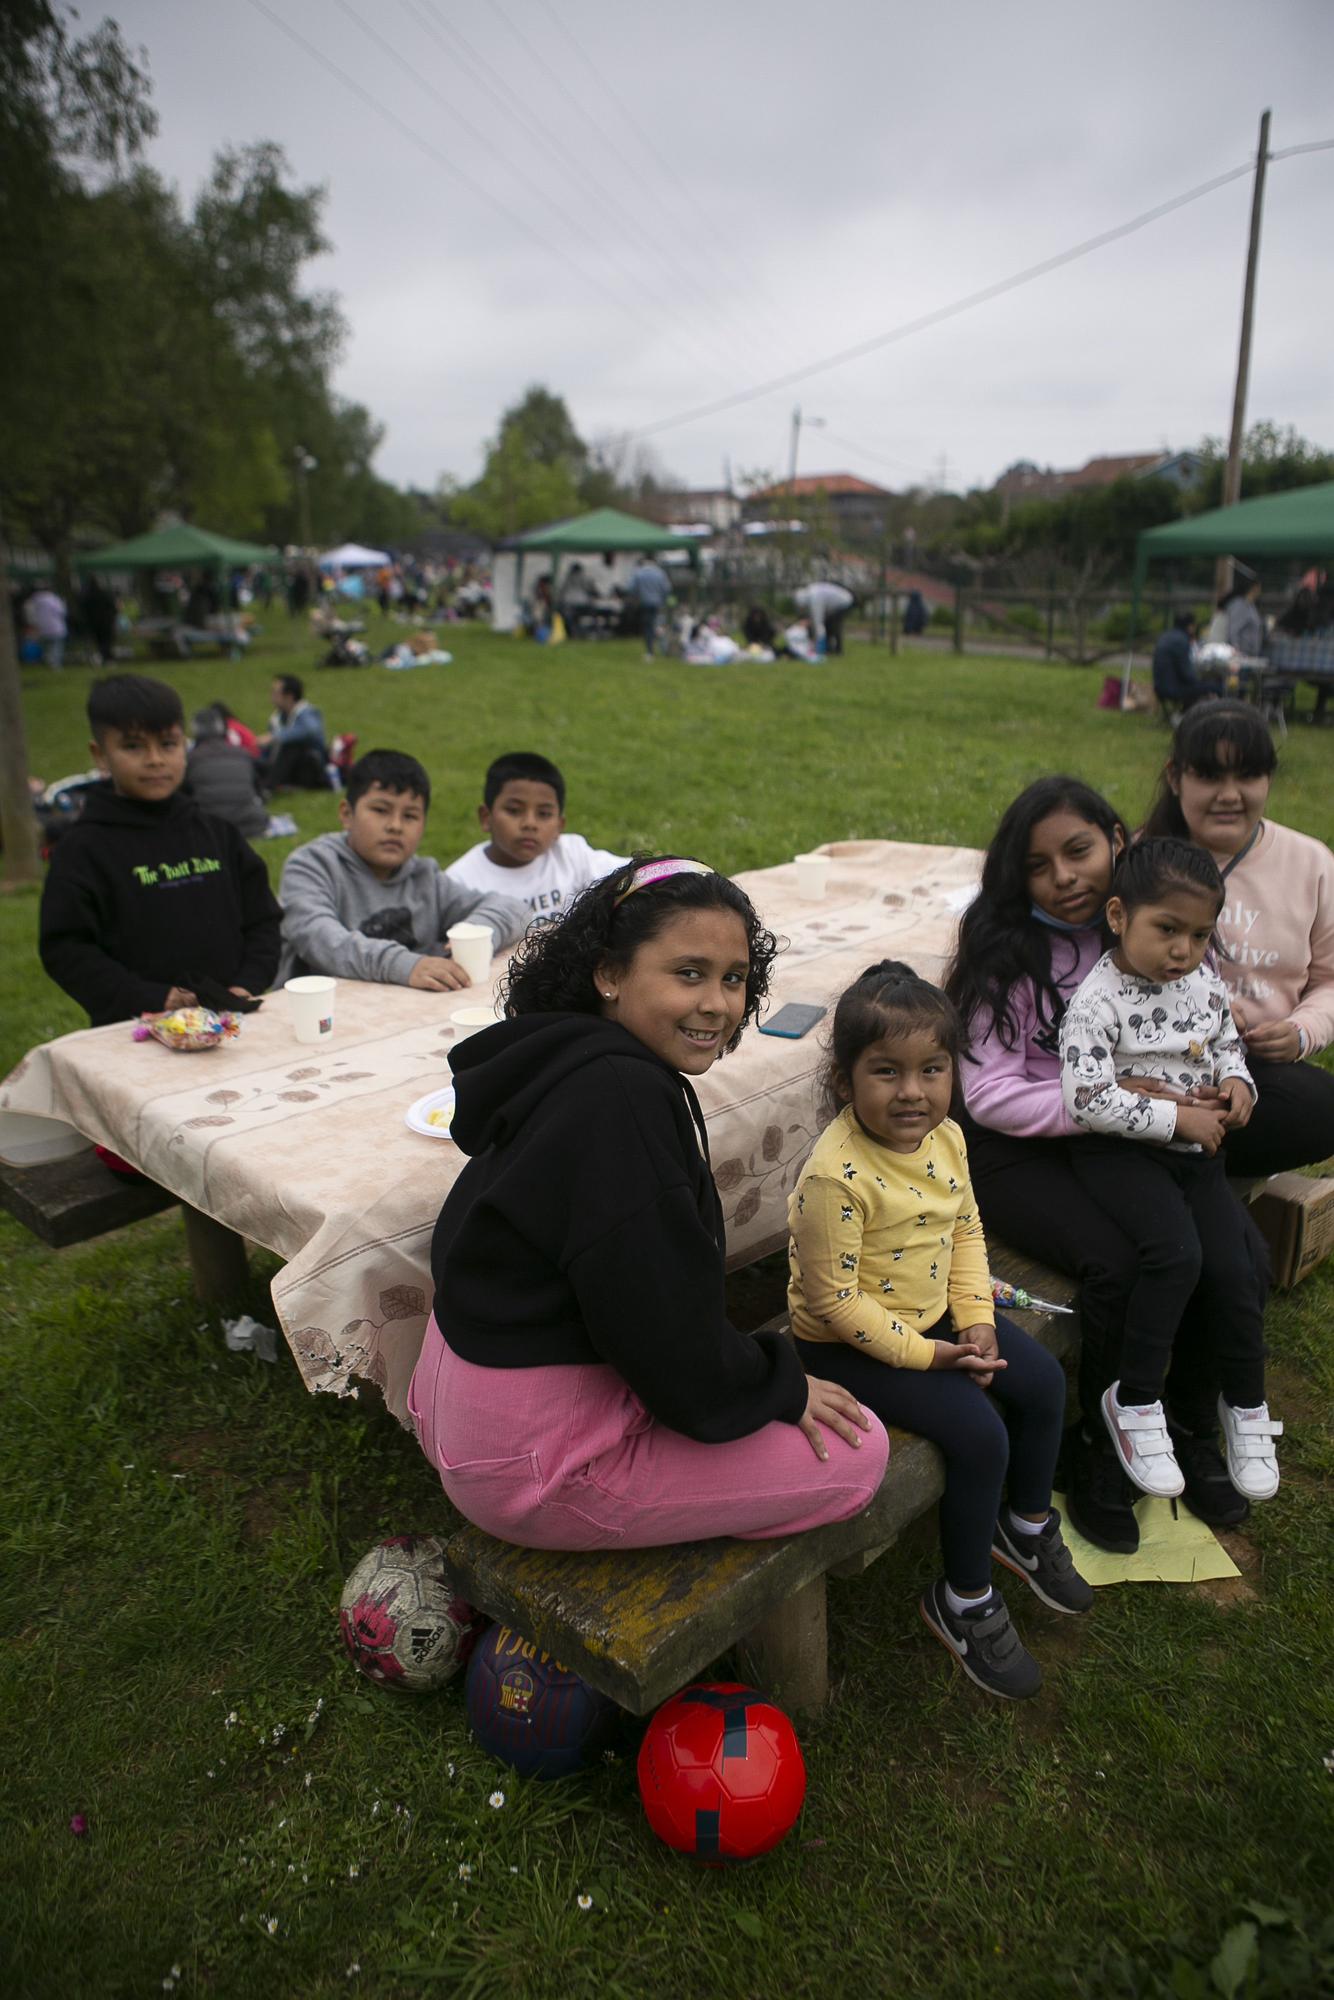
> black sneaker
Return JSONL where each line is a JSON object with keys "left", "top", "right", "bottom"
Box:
{"left": 991, "top": 1507, "right": 1094, "bottom": 1615}
{"left": 918, "top": 1580, "right": 1042, "bottom": 1700}
{"left": 1171, "top": 1427, "right": 1251, "bottom": 1529}
{"left": 1066, "top": 1428, "right": 1140, "bottom": 1555}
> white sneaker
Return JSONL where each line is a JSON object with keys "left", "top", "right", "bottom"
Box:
{"left": 1100, "top": 1383, "right": 1184, "bottom": 1497}
{"left": 1218, "top": 1398, "right": 1282, "bottom": 1500}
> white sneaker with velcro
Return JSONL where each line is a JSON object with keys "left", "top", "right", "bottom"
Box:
{"left": 1218, "top": 1398, "right": 1282, "bottom": 1501}
{"left": 1099, "top": 1383, "right": 1184, "bottom": 1497}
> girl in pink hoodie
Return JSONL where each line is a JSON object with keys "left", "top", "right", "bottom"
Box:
{"left": 943, "top": 777, "right": 1269, "bottom": 1557}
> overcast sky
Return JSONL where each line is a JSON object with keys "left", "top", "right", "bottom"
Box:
{"left": 108, "top": 0, "right": 1333, "bottom": 500}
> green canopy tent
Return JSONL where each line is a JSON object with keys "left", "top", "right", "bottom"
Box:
{"left": 1124, "top": 481, "right": 1334, "bottom": 696}
{"left": 497, "top": 508, "right": 702, "bottom": 630}
{"left": 76, "top": 523, "right": 279, "bottom": 573}
{"left": 506, "top": 507, "right": 702, "bottom": 556}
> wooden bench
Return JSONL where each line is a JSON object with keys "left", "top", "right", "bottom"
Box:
{"left": 0, "top": 1147, "right": 251, "bottom": 1303}
{"left": 443, "top": 1250, "right": 1078, "bottom": 1716}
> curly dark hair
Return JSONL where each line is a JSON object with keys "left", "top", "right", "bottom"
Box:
{"left": 501, "top": 855, "right": 778, "bottom": 1055}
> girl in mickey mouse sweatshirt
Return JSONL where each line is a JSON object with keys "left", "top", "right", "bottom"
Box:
{"left": 1057, "top": 837, "right": 1281, "bottom": 1510}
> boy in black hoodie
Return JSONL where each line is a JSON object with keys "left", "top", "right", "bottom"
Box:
{"left": 39, "top": 675, "right": 282, "bottom": 1027}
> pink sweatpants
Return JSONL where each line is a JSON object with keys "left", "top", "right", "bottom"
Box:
{"left": 408, "top": 1316, "right": 889, "bottom": 1551}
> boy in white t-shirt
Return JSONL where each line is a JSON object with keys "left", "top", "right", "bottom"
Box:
{"left": 444, "top": 752, "right": 630, "bottom": 917}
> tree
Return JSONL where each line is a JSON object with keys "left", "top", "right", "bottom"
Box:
{"left": 1193, "top": 422, "right": 1334, "bottom": 510}
{"left": 0, "top": 3, "right": 155, "bottom": 887}
{"left": 450, "top": 387, "right": 588, "bottom": 541}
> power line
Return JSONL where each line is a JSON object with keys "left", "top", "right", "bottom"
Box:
{"left": 242, "top": 0, "right": 734, "bottom": 387}
{"left": 820, "top": 427, "right": 937, "bottom": 483}
{"left": 390, "top": 0, "right": 762, "bottom": 389}
{"left": 492, "top": 0, "right": 806, "bottom": 371}
{"left": 322, "top": 0, "right": 738, "bottom": 387}
{"left": 620, "top": 156, "right": 1269, "bottom": 441}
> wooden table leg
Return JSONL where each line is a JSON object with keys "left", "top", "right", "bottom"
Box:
{"left": 738, "top": 1574, "right": 829, "bottom": 1712}
{"left": 181, "top": 1205, "right": 249, "bottom": 1303}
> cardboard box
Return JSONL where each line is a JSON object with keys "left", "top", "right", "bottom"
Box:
{"left": 1248, "top": 1173, "right": 1334, "bottom": 1289}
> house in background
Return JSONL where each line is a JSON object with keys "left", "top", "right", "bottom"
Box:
{"left": 642, "top": 488, "right": 743, "bottom": 532}
{"left": 744, "top": 472, "right": 894, "bottom": 537}
{"left": 994, "top": 450, "right": 1205, "bottom": 507}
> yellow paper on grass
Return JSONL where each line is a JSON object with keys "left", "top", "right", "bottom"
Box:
{"left": 1053, "top": 1489, "right": 1240, "bottom": 1587}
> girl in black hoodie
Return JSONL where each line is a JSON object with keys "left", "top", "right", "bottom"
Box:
{"left": 409, "top": 858, "right": 889, "bottom": 1549}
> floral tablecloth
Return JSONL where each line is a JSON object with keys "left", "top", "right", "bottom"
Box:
{"left": 0, "top": 839, "right": 980, "bottom": 1422}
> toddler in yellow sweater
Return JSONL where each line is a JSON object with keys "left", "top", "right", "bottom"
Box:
{"left": 788, "top": 960, "right": 1092, "bottom": 1700}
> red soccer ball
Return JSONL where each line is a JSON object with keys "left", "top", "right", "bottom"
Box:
{"left": 637, "top": 1682, "right": 807, "bottom": 1863}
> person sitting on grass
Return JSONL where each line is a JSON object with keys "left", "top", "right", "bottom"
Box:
{"left": 445, "top": 752, "right": 629, "bottom": 920}
{"left": 258, "top": 674, "right": 328, "bottom": 791}
{"left": 787, "top": 960, "right": 1091, "bottom": 1702}
{"left": 39, "top": 673, "right": 281, "bottom": 1027}
{"left": 409, "top": 856, "right": 889, "bottom": 1548}
{"left": 185, "top": 708, "right": 267, "bottom": 841}
{"left": 277, "top": 749, "right": 529, "bottom": 989}
{"left": 1151, "top": 613, "right": 1220, "bottom": 713}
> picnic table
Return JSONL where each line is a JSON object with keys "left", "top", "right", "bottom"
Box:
{"left": 132, "top": 615, "right": 252, "bottom": 661}
{"left": 0, "top": 841, "right": 982, "bottom": 1427}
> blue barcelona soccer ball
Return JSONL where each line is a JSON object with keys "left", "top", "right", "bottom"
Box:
{"left": 465, "top": 1623, "right": 619, "bottom": 1779}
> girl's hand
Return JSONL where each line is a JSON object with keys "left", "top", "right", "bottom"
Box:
{"left": 930, "top": 1339, "right": 1006, "bottom": 1377}
{"left": 1218, "top": 1077, "right": 1255, "bottom": 1130}
{"left": 163, "top": 986, "right": 198, "bottom": 1010}
{"left": 1121, "top": 1075, "right": 1200, "bottom": 1103}
{"left": 1173, "top": 1102, "right": 1228, "bottom": 1154}
{"left": 799, "top": 1376, "right": 873, "bottom": 1461}
{"left": 1242, "top": 1018, "right": 1303, "bottom": 1063}
{"left": 954, "top": 1321, "right": 1001, "bottom": 1388}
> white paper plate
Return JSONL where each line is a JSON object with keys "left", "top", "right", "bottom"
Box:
{"left": 405, "top": 1086, "right": 457, "bottom": 1139}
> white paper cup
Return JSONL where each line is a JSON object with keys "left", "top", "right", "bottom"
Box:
{"left": 446, "top": 921, "right": 493, "bottom": 984}
{"left": 450, "top": 1004, "right": 497, "bottom": 1042}
{"left": 287, "top": 974, "right": 336, "bottom": 1044}
{"left": 794, "top": 853, "right": 831, "bottom": 901}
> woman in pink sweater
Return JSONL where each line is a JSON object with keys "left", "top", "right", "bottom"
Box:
{"left": 943, "top": 777, "right": 1269, "bottom": 1556}
{"left": 1142, "top": 700, "right": 1334, "bottom": 1175}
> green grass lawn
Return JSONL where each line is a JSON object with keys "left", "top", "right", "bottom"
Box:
{"left": 4, "top": 624, "right": 1333, "bottom": 1999}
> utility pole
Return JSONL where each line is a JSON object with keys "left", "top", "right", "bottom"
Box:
{"left": 1215, "top": 108, "right": 1271, "bottom": 601}
{"left": 787, "top": 406, "right": 825, "bottom": 512}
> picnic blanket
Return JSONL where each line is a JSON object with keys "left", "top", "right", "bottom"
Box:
{"left": 0, "top": 840, "right": 982, "bottom": 1423}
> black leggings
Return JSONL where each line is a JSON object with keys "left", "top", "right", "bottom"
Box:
{"left": 1067, "top": 1142, "right": 1265, "bottom": 1409}
{"left": 795, "top": 1314, "right": 1066, "bottom": 1594}
{"left": 962, "top": 1118, "right": 1270, "bottom": 1436}
{"left": 1222, "top": 1056, "right": 1334, "bottom": 1175}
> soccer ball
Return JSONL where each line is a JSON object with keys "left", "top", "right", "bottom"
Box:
{"left": 465, "top": 1623, "right": 619, "bottom": 1779}
{"left": 637, "top": 1682, "right": 807, "bottom": 1863}
{"left": 338, "top": 1536, "right": 481, "bottom": 1692}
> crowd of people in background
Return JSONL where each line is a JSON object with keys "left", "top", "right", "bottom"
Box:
{"left": 1151, "top": 565, "right": 1333, "bottom": 713}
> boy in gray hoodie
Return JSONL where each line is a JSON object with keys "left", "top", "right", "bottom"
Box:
{"left": 278, "top": 750, "right": 528, "bottom": 988}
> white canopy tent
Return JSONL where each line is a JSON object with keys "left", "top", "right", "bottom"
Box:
{"left": 317, "top": 542, "right": 390, "bottom": 569}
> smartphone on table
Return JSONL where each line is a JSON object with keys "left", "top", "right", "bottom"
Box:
{"left": 759, "top": 1002, "right": 827, "bottom": 1039}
